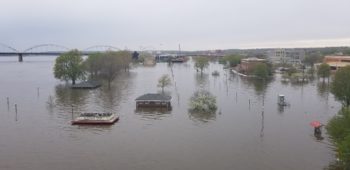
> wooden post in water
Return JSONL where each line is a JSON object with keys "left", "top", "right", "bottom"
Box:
{"left": 236, "top": 92, "right": 238, "bottom": 102}
{"left": 15, "top": 104, "right": 18, "bottom": 121}
{"left": 249, "top": 99, "right": 251, "bottom": 109}
{"left": 71, "top": 105, "right": 74, "bottom": 121}
{"left": 37, "top": 87, "right": 40, "bottom": 97}
{"left": 262, "top": 92, "right": 265, "bottom": 110}
{"left": 7, "top": 97, "right": 10, "bottom": 111}
{"left": 262, "top": 96, "right": 265, "bottom": 110}
{"left": 260, "top": 110, "right": 264, "bottom": 138}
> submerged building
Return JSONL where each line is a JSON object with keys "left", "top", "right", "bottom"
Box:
{"left": 135, "top": 93, "right": 172, "bottom": 109}
{"left": 239, "top": 57, "right": 267, "bottom": 73}
{"left": 323, "top": 55, "right": 350, "bottom": 71}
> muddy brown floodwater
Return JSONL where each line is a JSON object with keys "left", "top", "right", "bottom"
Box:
{"left": 0, "top": 57, "right": 340, "bottom": 170}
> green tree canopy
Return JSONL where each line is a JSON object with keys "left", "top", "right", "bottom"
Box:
{"left": 99, "top": 51, "right": 124, "bottom": 88}
{"left": 317, "top": 63, "right": 331, "bottom": 81}
{"left": 326, "top": 108, "right": 350, "bottom": 167}
{"left": 189, "top": 90, "right": 217, "bottom": 113}
{"left": 286, "top": 66, "right": 298, "bottom": 77}
{"left": 303, "top": 54, "right": 323, "bottom": 66}
{"left": 331, "top": 66, "right": 350, "bottom": 107}
{"left": 118, "top": 50, "right": 132, "bottom": 71}
{"left": 194, "top": 56, "right": 209, "bottom": 75}
{"left": 344, "top": 48, "right": 350, "bottom": 55}
{"left": 54, "top": 49, "right": 85, "bottom": 85}
{"left": 157, "top": 74, "right": 171, "bottom": 93}
{"left": 84, "top": 50, "right": 132, "bottom": 83}
{"left": 253, "top": 63, "right": 269, "bottom": 79}
{"left": 222, "top": 55, "right": 242, "bottom": 67}
{"left": 83, "top": 52, "right": 103, "bottom": 79}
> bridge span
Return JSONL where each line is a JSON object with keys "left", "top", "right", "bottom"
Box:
{"left": 0, "top": 44, "right": 122, "bottom": 62}
{"left": 0, "top": 43, "right": 224, "bottom": 62}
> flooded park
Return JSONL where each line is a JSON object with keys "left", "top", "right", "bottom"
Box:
{"left": 0, "top": 56, "right": 341, "bottom": 170}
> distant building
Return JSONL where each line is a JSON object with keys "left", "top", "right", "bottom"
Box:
{"left": 239, "top": 57, "right": 267, "bottom": 73}
{"left": 268, "top": 49, "right": 305, "bottom": 65}
{"left": 323, "top": 55, "right": 350, "bottom": 70}
{"left": 155, "top": 54, "right": 173, "bottom": 62}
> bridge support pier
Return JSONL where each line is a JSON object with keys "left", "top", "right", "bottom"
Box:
{"left": 18, "top": 54, "right": 23, "bottom": 62}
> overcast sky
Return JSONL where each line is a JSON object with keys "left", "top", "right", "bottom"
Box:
{"left": 1, "top": 0, "right": 350, "bottom": 51}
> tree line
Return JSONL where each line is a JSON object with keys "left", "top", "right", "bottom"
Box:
{"left": 326, "top": 66, "right": 350, "bottom": 168}
{"left": 54, "top": 49, "right": 132, "bottom": 88}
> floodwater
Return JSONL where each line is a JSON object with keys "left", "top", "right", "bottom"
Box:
{"left": 0, "top": 57, "right": 341, "bottom": 170}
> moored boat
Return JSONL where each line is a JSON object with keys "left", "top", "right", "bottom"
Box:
{"left": 171, "top": 56, "right": 188, "bottom": 63}
{"left": 71, "top": 112, "right": 119, "bottom": 125}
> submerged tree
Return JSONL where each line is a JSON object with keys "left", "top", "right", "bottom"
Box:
{"left": 222, "top": 55, "right": 242, "bottom": 67}
{"left": 303, "top": 54, "right": 323, "bottom": 66}
{"left": 331, "top": 66, "right": 350, "bottom": 107}
{"left": 189, "top": 90, "right": 217, "bottom": 113}
{"left": 317, "top": 63, "right": 331, "bottom": 82}
{"left": 53, "top": 49, "right": 85, "bottom": 85}
{"left": 83, "top": 52, "right": 103, "bottom": 79}
{"left": 253, "top": 63, "right": 269, "bottom": 79}
{"left": 194, "top": 56, "right": 209, "bottom": 75}
{"left": 100, "top": 51, "right": 122, "bottom": 88}
{"left": 326, "top": 108, "right": 350, "bottom": 168}
{"left": 118, "top": 50, "right": 132, "bottom": 71}
{"left": 157, "top": 74, "right": 172, "bottom": 93}
{"left": 286, "top": 66, "right": 298, "bottom": 77}
{"left": 307, "top": 67, "right": 315, "bottom": 77}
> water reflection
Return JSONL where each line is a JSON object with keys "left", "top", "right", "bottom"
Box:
{"left": 260, "top": 111, "right": 264, "bottom": 138}
{"left": 74, "top": 124, "right": 113, "bottom": 133}
{"left": 54, "top": 84, "right": 89, "bottom": 113}
{"left": 95, "top": 72, "right": 135, "bottom": 112}
{"left": 46, "top": 95, "right": 56, "bottom": 114}
{"left": 290, "top": 80, "right": 309, "bottom": 87}
{"left": 135, "top": 108, "right": 171, "bottom": 120}
{"left": 96, "top": 85, "right": 121, "bottom": 112}
{"left": 0, "top": 57, "right": 342, "bottom": 170}
{"left": 325, "top": 161, "right": 344, "bottom": 170}
{"left": 314, "top": 131, "right": 324, "bottom": 141}
{"left": 188, "top": 111, "right": 216, "bottom": 123}
{"left": 277, "top": 105, "right": 285, "bottom": 114}
{"left": 281, "top": 79, "right": 290, "bottom": 85}
{"left": 317, "top": 82, "right": 330, "bottom": 99}
{"left": 195, "top": 73, "right": 209, "bottom": 88}
{"left": 241, "top": 78, "right": 272, "bottom": 96}
{"left": 228, "top": 70, "right": 236, "bottom": 82}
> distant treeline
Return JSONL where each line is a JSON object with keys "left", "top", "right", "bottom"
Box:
{"left": 162, "top": 46, "right": 350, "bottom": 58}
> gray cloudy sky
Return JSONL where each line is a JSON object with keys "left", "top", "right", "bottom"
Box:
{"left": 1, "top": 0, "right": 350, "bottom": 51}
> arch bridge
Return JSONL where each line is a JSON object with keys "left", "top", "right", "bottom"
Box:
{"left": 0, "top": 44, "right": 121, "bottom": 62}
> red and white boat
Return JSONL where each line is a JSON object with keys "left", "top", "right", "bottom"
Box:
{"left": 71, "top": 112, "right": 119, "bottom": 125}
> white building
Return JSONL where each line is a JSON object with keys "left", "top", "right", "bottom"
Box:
{"left": 268, "top": 49, "right": 305, "bottom": 65}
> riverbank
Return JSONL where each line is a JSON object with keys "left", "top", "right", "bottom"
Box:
{"left": 326, "top": 108, "right": 350, "bottom": 169}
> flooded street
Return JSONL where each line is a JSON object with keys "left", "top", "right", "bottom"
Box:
{"left": 0, "top": 56, "right": 341, "bottom": 170}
